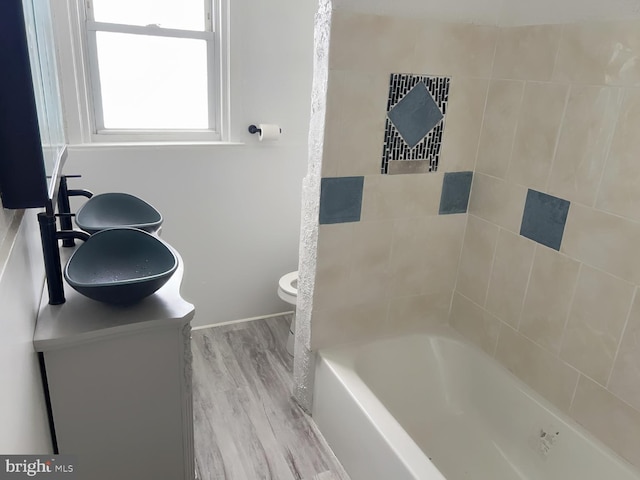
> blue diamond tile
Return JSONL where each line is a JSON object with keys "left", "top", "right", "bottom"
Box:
{"left": 387, "top": 82, "right": 443, "bottom": 149}
{"left": 440, "top": 172, "right": 473, "bottom": 215}
{"left": 319, "top": 177, "right": 364, "bottom": 225}
{"left": 520, "top": 190, "right": 570, "bottom": 251}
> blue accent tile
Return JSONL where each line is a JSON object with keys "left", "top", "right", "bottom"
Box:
{"left": 387, "top": 81, "right": 443, "bottom": 149}
{"left": 520, "top": 190, "right": 570, "bottom": 251}
{"left": 319, "top": 177, "right": 364, "bottom": 225}
{"left": 439, "top": 172, "right": 473, "bottom": 215}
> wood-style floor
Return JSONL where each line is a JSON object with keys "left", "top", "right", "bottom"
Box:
{"left": 192, "top": 315, "right": 350, "bottom": 480}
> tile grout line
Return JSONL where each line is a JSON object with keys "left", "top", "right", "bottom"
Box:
{"left": 543, "top": 82, "right": 572, "bottom": 193}
{"left": 482, "top": 225, "right": 501, "bottom": 308}
{"left": 503, "top": 79, "right": 527, "bottom": 182}
{"left": 488, "top": 27, "right": 500, "bottom": 89}
{"left": 473, "top": 165, "right": 640, "bottom": 225}
{"left": 451, "top": 288, "right": 504, "bottom": 358}
{"left": 487, "top": 75, "right": 630, "bottom": 88}
{"left": 491, "top": 320, "right": 502, "bottom": 358}
{"left": 605, "top": 285, "right": 637, "bottom": 389}
{"left": 549, "top": 24, "right": 565, "bottom": 86}
{"left": 571, "top": 366, "right": 640, "bottom": 417}
{"left": 384, "top": 218, "right": 400, "bottom": 329}
{"left": 444, "top": 51, "right": 488, "bottom": 321}
{"left": 458, "top": 288, "right": 564, "bottom": 360}
{"left": 515, "top": 243, "right": 537, "bottom": 331}
{"left": 474, "top": 159, "right": 640, "bottom": 230}
{"left": 470, "top": 30, "right": 500, "bottom": 175}
{"left": 475, "top": 161, "right": 635, "bottom": 215}
{"left": 593, "top": 87, "right": 626, "bottom": 209}
{"left": 447, "top": 212, "right": 472, "bottom": 322}
{"left": 492, "top": 312, "right": 549, "bottom": 355}
{"left": 568, "top": 372, "right": 581, "bottom": 412}
{"left": 557, "top": 262, "right": 583, "bottom": 361}
{"left": 466, "top": 77, "right": 491, "bottom": 174}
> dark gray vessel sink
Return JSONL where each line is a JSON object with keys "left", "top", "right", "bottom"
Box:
{"left": 64, "top": 228, "right": 178, "bottom": 305}
{"left": 75, "top": 192, "right": 163, "bottom": 235}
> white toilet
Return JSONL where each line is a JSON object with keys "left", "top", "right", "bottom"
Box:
{"left": 277, "top": 271, "right": 298, "bottom": 356}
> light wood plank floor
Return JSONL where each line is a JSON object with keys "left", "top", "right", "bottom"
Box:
{"left": 192, "top": 315, "right": 350, "bottom": 480}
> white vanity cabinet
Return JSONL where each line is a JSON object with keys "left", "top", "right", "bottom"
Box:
{"left": 34, "top": 252, "right": 195, "bottom": 480}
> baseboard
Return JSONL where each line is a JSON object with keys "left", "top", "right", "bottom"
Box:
{"left": 191, "top": 311, "right": 294, "bottom": 331}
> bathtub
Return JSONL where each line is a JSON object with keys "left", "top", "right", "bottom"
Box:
{"left": 312, "top": 326, "right": 640, "bottom": 480}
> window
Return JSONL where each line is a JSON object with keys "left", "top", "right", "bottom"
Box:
{"left": 81, "top": 0, "right": 225, "bottom": 141}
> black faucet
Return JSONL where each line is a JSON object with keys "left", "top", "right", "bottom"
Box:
{"left": 39, "top": 176, "right": 93, "bottom": 305}
{"left": 57, "top": 175, "right": 93, "bottom": 247}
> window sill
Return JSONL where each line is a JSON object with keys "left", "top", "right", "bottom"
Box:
{"left": 68, "top": 141, "right": 246, "bottom": 151}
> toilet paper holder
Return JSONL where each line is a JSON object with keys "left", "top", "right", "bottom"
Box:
{"left": 248, "top": 124, "right": 282, "bottom": 135}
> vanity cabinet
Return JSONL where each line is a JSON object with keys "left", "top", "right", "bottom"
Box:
{"left": 34, "top": 251, "right": 195, "bottom": 480}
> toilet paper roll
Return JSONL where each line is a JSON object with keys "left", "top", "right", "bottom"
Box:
{"left": 258, "top": 124, "right": 281, "bottom": 141}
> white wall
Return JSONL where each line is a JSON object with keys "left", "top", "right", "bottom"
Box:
{"left": 59, "top": 0, "right": 317, "bottom": 326}
{"left": 333, "top": 0, "right": 640, "bottom": 25}
{"left": 0, "top": 210, "right": 52, "bottom": 453}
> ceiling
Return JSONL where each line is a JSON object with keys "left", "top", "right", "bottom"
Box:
{"left": 331, "top": 0, "right": 640, "bottom": 26}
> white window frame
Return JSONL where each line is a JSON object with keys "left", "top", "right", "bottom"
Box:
{"left": 75, "top": 0, "right": 227, "bottom": 143}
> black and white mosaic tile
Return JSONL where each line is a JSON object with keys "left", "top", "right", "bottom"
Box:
{"left": 382, "top": 74, "right": 450, "bottom": 174}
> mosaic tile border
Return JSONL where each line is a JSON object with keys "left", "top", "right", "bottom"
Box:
{"left": 381, "top": 74, "right": 450, "bottom": 175}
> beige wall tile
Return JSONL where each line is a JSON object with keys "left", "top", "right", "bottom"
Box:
{"left": 468, "top": 173, "right": 528, "bottom": 233}
{"left": 313, "top": 223, "right": 355, "bottom": 310}
{"left": 450, "top": 292, "right": 501, "bottom": 355}
{"left": 329, "top": 11, "right": 418, "bottom": 73}
{"left": 485, "top": 230, "right": 536, "bottom": 327}
{"left": 389, "top": 215, "right": 466, "bottom": 298}
{"left": 507, "top": 82, "right": 569, "bottom": 191}
{"left": 440, "top": 77, "right": 489, "bottom": 172}
{"left": 570, "top": 375, "right": 640, "bottom": 468}
{"left": 322, "top": 69, "right": 389, "bottom": 177}
{"left": 562, "top": 203, "right": 640, "bottom": 285}
{"left": 388, "top": 292, "right": 451, "bottom": 332}
{"left": 349, "top": 220, "right": 394, "bottom": 305}
{"left": 561, "top": 265, "right": 634, "bottom": 385}
{"left": 553, "top": 21, "right": 640, "bottom": 86}
{"left": 548, "top": 85, "right": 622, "bottom": 206}
{"left": 519, "top": 246, "right": 580, "bottom": 354}
{"left": 456, "top": 215, "right": 499, "bottom": 306}
{"left": 493, "top": 25, "right": 562, "bottom": 81}
{"left": 476, "top": 80, "right": 525, "bottom": 178}
{"left": 596, "top": 88, "right": 640, "bottom": 221}
{"left": 360, "top": 173, "right": 443, "bottom": 221}
{"left": 412, "top": 22, "right": 497, "bottom": 78}
{"left": 311, "top": 300, "right": 390, "bottom": 350}
{"left": 495, "top": 324, "right": 580, "bottom": 412}
{"left": 609, "top": 290, "right": 640, "bottom": 412}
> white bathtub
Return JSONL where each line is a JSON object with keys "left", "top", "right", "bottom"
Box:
{"left": 312, "top": 326, "right": 640, "bottom": 480}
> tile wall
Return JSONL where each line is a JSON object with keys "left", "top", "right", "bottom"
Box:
{"left": 311, "top": 10, "right": 494, "bottom": 349}
{"left": 451, "top": 21, "right": 640, "bottom": 468}
{"left": 312, "top": 8, "right": 640, "bottom": 469}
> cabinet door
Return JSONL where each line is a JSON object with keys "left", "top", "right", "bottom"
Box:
{"left": 44, "top": 326, "right": 194, "bottom": 480}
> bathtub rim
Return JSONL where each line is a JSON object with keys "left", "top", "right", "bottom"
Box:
{"left": 314, "top": 342, "right": 447, "bottom": 480}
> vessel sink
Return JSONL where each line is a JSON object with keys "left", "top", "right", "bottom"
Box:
{"left": 64, "top": 228, "right": 178, "bottom": 305}
{"left": 75, "top": 192, "right": 163, "bottom": 235}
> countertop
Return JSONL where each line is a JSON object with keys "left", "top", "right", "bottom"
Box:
{"left": 33, "top": 243, "right": 195, "bottom": 352}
